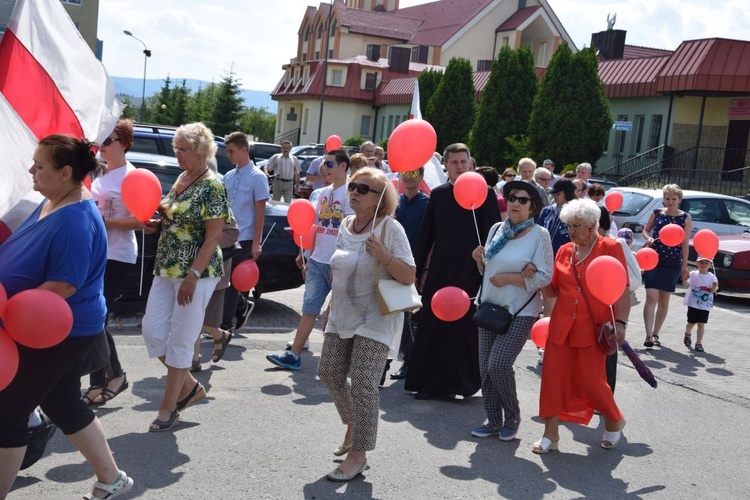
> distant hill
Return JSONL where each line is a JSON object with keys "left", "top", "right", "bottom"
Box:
{"left": 112, "top": 77, "right": 277, "bottom": 112}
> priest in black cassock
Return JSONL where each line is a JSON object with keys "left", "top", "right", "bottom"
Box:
{"left": 405, "top": 144, "right": 501, "bottom": 399}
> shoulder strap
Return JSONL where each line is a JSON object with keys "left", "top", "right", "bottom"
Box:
{"left": 373, "top": 218, "right": 389, "bottom": 286}
{"left": 573, "top": 267, "right": 597, "bottom": 328}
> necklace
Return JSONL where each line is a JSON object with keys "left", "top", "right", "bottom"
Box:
{"left": 352, "top": 215, "right": 375, "bottom": 234}
{"left": 176, "top": 167, "right": 208, "bottom": 196}
{"left": 571, "top": 238, "right": 597, "bottom": 267}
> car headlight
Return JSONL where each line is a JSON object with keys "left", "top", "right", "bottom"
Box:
{"left": 723, "top": 254, "right": 733, "bottom": 268}
{"left": 623, "top": 222, "right": 644, "bottom": 233}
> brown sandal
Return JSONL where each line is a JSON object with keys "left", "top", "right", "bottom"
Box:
{"left": 212, "top": 330, "right": 232, "bottom": 362}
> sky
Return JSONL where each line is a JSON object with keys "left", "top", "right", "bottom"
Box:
{"left": 99, "top": 0, "right": 750, "bottom": 92}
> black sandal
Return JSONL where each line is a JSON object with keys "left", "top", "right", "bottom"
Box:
{"left": 176, "top": 382, "right": 206, "bottom": 411}
{"left": 93, "top": 374, "right": 129, "bottom": 404}
{"left": 81, "top": 386, "right": 103, "bottom": 406}
{"left": 653, "top": 335, "right": 661, "bottom": 346}
{"left": 148, "top": 409, "right": 180, "bottom": 432}
{"left": 211, "top": 330, "right": 232, "bottom": 362}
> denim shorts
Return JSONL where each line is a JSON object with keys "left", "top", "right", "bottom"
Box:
{"left": 301, "top": 259, "right": 332, "bottom": 315}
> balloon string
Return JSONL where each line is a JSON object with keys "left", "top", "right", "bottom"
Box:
{"left": 370, "top": 185, "right": 388, "bottom": 235}
{"left": 261, "top": 222, "right": 276, "bottom": 247}
{"left": 471, "top": 208, "right": 481, "bottom": 246}
{"left": 299, "top": 234, "right": 306, "bottom": 268}
{"left": 139, "top": 228, "right": 145, "bottom": 296}
{"left": 609, "top": 305, "right": 620, "bottom": 350}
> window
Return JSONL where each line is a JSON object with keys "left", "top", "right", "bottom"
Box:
{"left": 293, "top": 68, "right": 300, "bottom": 84}
{"left": 723, "top": 200, "right": 750, "bottom": 226}
{"left": 394, "top": 115, "right": 402, "bottom": 127}
{"left": 328, "top": 49, "right": 334, "bottom": 59}
{"left": 314, "top": 51, "right": 320, "bottom": 60}
{"left": 329, "top": 19, "right": 337, "bottom": 37}
{"left": 364, "top": 72, "right": 377, "bottom": 91}
{"left": 633, "top": 115, "right": 645, "bottom": 154}
{"left": 305, "top": 26, "right": 311, "bottom": 40}
{"left": 302, "top": 54, "right": 307, "bottom": 62}
{"left": 649, "top": 115, "right": 663, "bottom": 150}
{"left": 387, "top": 115, "right": 394, "bottom": 135}
{"left": 317, "top": 22, "right": 324, "bottom": 39}
{"left": 303, "top": 109, "right": 309, "bottom": 134}
{"left": 287, "top": 107, "right": 298, "bottom": 122}
{"left": 683, "top": 198, "right": 723, "bottom": 224}
{"left": 331, "top": 69, "right": 343, "bottom": 86}
{"left": 303, "top": 66, "right": 310, "bottom": 83}
{"left": 503, "top": 36, "right": 510, "bottom": 47}
{"left": 360, "top": 116, "right": 372, "bottom": 137}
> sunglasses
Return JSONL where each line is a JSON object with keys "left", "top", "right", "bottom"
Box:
{"left": 348, "top": 182, "right": 381, "bottom": 195}
{"left": 102, "top": 137, "right": 120, "bottom": 146}
{"left": 400, "top": 171, "right": 420, "bottom": 179}
{"left": 324, "top": 160, "right": 336, "bottom": 168}
{"left": 503, "top": 174, "right": 515, "bottom": 178}
{"left": 537, "top": 177, "right": 551, "bottom": 181}
{"left": 508, "top": 195, "right": 531, "bottom": 205}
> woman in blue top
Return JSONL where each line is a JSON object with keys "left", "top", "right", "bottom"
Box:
{"left": 642, "top": 184, "right": 692, "bottom": 347}
{"left": 0, "top": 135, "right": 133, "bottom": 499}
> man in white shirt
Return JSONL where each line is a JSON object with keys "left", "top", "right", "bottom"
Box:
{"left": 266, "top": 149, "right": 354, "bottom": 370}
{"left": 266, "top": 140, "right": 300, "bottom": 202}
{"left": 221, "top": 132, "right": 269, "bottom": 330}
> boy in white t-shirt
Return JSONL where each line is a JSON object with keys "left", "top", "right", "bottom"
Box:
{"left": 682, "top": 256, "right": 719, "bottom": 352}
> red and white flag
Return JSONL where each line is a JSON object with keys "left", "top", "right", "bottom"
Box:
{"left": 0, "top": 0, "right": 123, "bottom": 237}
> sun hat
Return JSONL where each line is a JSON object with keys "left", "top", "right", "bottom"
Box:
{"left": 502, "top": 180, "right": 543, "bottom": 217}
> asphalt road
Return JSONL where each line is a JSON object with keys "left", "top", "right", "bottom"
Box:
{"left": 9, "top": 285, "right": 750, "bottom": 499}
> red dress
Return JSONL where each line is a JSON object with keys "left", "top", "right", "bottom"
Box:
{"left": 539, "top": 237, "right": 627, "bottom": 424}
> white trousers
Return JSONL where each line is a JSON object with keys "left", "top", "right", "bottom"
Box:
{"left": 142, "top": 276, "right": 220, "bottom": 368}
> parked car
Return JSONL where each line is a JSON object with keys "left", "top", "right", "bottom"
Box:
{"left": 610, "top": 187, "right": 750, "bottom": 250}
{"left": 291, "top": 144, "right": 325, "bottom": 159}
{"left": 249, "top": 141, "right": 281, "bottom": 162}
{"left": 687, "top": 230, "right": 750, "bottom": 294}
{"left": 256, "top": 156, "right": 317, "bottom": 199}
{"left": 111, "top": 152, "right": 303, "bottom": 318}
{"left": 589, "top": 178, "right": 618, "bottom": 191}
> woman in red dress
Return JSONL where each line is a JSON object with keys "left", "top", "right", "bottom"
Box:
{"left": 534, "top": 199, "right": 632, "bottom": 453}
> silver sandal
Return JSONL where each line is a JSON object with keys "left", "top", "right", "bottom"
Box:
{"left": 83, "top": 470, "right": 134, "bottom": 499}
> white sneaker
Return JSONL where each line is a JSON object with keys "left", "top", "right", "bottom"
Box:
{"left": 538, "top": 348, "right": 545, "bottom": 365}
{"left": 286, "top": 338, "right": 310, "bottom": 350}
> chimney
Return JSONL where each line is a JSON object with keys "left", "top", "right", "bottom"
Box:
{"left": 389, "top": 46, "right": 411, "bottom": 73}
{"left": 591, "top": 29, "right": 627, "bottom": 60}
{"left": 366, "top": 44, "right": 381, "bottom": 62}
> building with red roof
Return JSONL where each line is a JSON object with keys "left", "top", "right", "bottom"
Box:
{"left": 272, "top": 0, "right": 575, "bottom": 145}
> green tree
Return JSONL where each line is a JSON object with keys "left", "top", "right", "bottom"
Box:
{"left": 425, "top": 57, "right": 476, "bottom": 153}
{"left": 209, "top": 71, "right": 244, "bottom": 136}
{"left": 185, "top": 83, "right": 217, "bottom": 124}
{"left": 119, "top": 96, "right": 138, "bottom": 120}
{"left": 417, "top": 69, "right": 443, "bottom": 117}
{"left": 528, "top": 45, "right": 612, "bottom": 167}
{"left": 240, "top": 106, "right": 276, "bottom": 142}
{"left": 343, "top": 135, "right": 366, "bottom": 147}
{"left": 168, "top": 80, "right": 190, "bottom": 127}
{"left": 471, "top": 46, "right": 537, "bottom": 168}
{"left": 151, "top": 76, "right": 173, "bottom": 125}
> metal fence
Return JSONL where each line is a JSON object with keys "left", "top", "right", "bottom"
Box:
{"left": 597, "top": 145, "right": 670, "bottom": 182}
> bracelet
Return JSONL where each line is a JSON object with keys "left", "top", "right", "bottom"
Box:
{"left": 384, "top": 255, "right": 395, "bottom": 267}
{"left": 189, "top": 268, "right": 201, "bottom": 279}
{"left": 615, "top": 319, "right": 628, "bottom": 327}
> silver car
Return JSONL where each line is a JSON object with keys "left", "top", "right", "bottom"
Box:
{"left": 610, "top": 187, "right": 750, "bottom": 250}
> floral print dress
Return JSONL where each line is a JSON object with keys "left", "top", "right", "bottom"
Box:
{"left": 154, "top": 173, "right": 230, "bottom": 279}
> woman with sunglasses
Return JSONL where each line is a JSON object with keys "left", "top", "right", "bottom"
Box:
{"left": 82, "top": 119, "right": 142, "bottom": 406}
{"left": 317, "top": 167, "right": 415, "bottom": 482}
{"left": 496, "top": 168, "right": 517, "bottom": 191}
{"left": 470, "top": 181, "right": 553, "bottom": 442}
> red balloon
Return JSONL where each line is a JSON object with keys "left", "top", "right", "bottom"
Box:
{"left": 530, "top": 317, "right": 550, "bottom": 349}
{"left": 693, "top": 229, "right": 719, "bottom": 259}
{"left": 82, "top": 175, "right": 92, "bottom": 190}
{"left": 586, "top": 256, "right": 627, "bottom": 306}
{"left": 292, "top": 225, "right": 316, "bottom": 250}
{"left": 122, "top": 168, "right": 162, "bottom": 223}
{"left": 658, "top": 223, "right": 684, "bottom": 247}
{"left": 288, "top": 199, "right": 317, "bottom": 234}
{"left": 387, "top": 119, "right": 437, "bottom": 173}
{"left": 453, "top": 172, "right": 488, "bottom": 210}
{"left": 4, "top": 289, "right": 73, "bottom": 348}
{"left": 0, "top": 283, "right": 6, "bottom": 317}
{"left": 232, "top": 260, "right": 260, "bottom": 292}
{"left": 431, "top": 286, "right": 470, "bottom": 322}
{"left": 604, "top": 191, "right": 623, "bottom": 212}
{"left": 0, "top": 328, "right": 19, "bottom": 391}
{"left": 635, "top": 248, "right": 659, "bottom": 271}
{"left": 325, "top": 135, "right": 342, "bottom": 152}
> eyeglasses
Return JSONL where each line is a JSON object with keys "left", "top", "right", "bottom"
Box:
{"left": 102, "top": 137, "right": 120, "bottom": 147}
{"left": 324, "top": 160, "right": 336, "bottom": 168}
{"left": 173, "top": 147, "right": 192, "bottom": 154}
{"left": 508, "top": 195, "right": 531, "bottom": 205}
{"left": 503, "top": 174, "right": 515, "bottom": 178}
{"left": 400, "top": 171, "right": 420, "bottom": 179}
{"left": 348, "top": 182, "right": 381, "bottom": 195}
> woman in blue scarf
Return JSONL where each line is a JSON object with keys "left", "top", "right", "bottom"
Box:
{"left": 469, "top": 181, "right": 554, "bottom": 441}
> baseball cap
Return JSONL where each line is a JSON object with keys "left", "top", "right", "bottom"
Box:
{"left": 696, "top": 255, "right": 713, "bottom": 262}
{"left": 550, "top": 179, "right": 575, "bottom": 195}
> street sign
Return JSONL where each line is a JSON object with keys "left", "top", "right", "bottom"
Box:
{"left": 612, "top": 121, "right": 633, "bottom": 131}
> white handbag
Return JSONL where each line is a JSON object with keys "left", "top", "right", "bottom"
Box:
{"left": 373, "top": 219, "right": 422, "bottom": 315}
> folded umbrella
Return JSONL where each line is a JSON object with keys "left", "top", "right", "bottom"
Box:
{"left": 620, "top": 341, "right": 657, "bottom": 388}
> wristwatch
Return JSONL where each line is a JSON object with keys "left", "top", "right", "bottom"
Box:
{"left": 615, "top": 319, "right": 628, "bottom": 328}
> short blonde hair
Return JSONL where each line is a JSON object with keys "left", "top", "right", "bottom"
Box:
{"left": 663, "top": 183, "right": 683, "bottom": 200}
{"left": 174, "top": 122, "right": 217, "bottom": 159}
{"left": 349, "top": 167, "right": 398, "bottom": 216}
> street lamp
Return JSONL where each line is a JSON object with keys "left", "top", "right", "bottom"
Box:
{"left": 123, "top": 30, "right": 151, "bottom": 122}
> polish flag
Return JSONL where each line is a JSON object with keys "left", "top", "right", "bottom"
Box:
{"left": 407, "top": 80, "right": 446, "bottom": 192}
{"left": 409, "top": 79, "right": 421, "bottom": 120}
{"left": 0, "top": 0, "right": 123, "bottom": 238}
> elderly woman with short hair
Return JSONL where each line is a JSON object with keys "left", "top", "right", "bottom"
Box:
{"left": 318, "top": 167, "right": 415, "bottom": 482}
{"left": 142, "top": 122, "right": 231, "bottom": 432}
{"left": 534, "top": 199, "right": 631, "bottom": 453}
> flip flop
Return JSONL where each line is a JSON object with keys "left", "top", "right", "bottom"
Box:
{"left": 212, "top": 330, "right": 232, "bottom": 362}
{"left": 148, "top": 409, "right": 180, "bottom": 432}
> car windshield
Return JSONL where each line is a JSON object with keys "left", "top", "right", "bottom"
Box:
{"left": 612, "top": 191, "right": 654, "bottom": 217}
